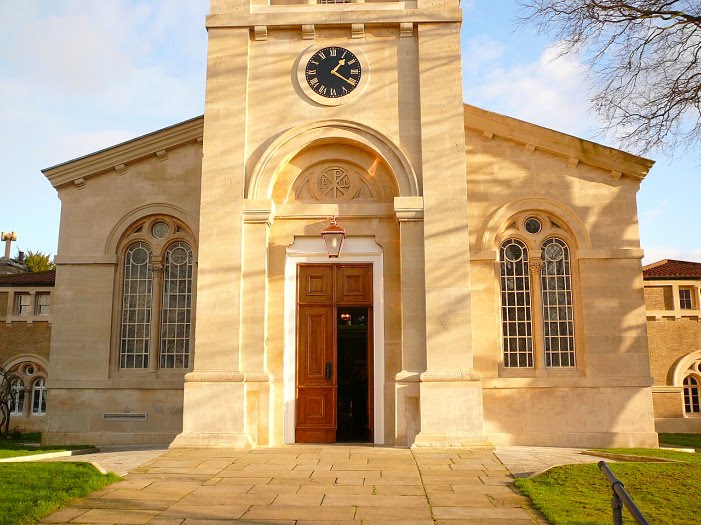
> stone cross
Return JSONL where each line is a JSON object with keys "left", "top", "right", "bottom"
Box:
{"left": 1, "top": 232, "right": 17, "bottom": 260}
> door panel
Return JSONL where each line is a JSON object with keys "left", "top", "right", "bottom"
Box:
{"left": 337, "top": 265, "right": 372, "bottom": 305}
{"left": 296, "top": 305, "right": 336, "bottom": 443}
{"left": 298, "top": 265, "right": 334, "bottom": 304}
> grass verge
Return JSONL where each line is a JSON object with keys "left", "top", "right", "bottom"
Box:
{"left": 0, "top": 433, "right": 94, "bottom": 459}
{"left": 0, "top": 462, "right": 119, "bottom": 525}
{"left": 515, "top": 448, "right": 701, "bottom": 525}
{"left": 659, "top": 433, "right": 701, "bottom": 449}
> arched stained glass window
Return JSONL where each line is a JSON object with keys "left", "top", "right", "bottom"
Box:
{"left": 684, "top": 375, "right": 700, "bottom": 414}
{"left": 10, "top": 378, "right": 24, "bottom": 415}
{"left": 120, "top": 242, "right": 153, "bottom": 369}
{"left": 500, "top": 239, "right": 533, "bottom": 367}
{"left": 160, "top": 242, "right": 193, "bottom": 368}
{"left": 541, "top": 238, "right": 576, "bottom": 367}
{"left": 32, "top": 378, "right": 46, "bottom": 415}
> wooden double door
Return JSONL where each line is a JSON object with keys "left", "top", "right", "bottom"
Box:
{"left": 296, "top": 264, "right": 373, "bottom": 443}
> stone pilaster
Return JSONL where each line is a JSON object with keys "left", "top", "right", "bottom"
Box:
{"left": 394, "top": 197, "right": 426, "bottom": 446}
{"left": 171, "top": 26, "right": 251, "bottom": 448}
{"left": 240, "top": 199, "right": 274, "bottom": 447}
{"left": 412, "top": 22, "right": 488, "bottom": 448}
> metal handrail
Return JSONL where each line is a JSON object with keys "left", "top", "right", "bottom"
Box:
{"left": 598, "top": 461, "right": 651, "bottom": 525}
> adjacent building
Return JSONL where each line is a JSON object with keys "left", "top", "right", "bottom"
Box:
{"left": 0, "top": 270, "right": 53, "bottom": 432}
{"left": 644, "top": 259, "right": 701, "bottom": 433}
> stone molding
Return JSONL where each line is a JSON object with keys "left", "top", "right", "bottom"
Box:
{"left": 393, "top": 196, "right": 424, "bottom": 221}
{"left": 577, "top": 248, "right": 645, "bottom": 260}
{"left": 247, "top": 119, "right": 419, "bottom": 200}
{"left": 104, "top": 203, "right": 199, "bottom": 256}
{"left": 669, "top": 350, "right": 701, "bottom": 387}
{"left": 207, "top": 10, "right": 463, "bottom": 30}
{"left": 243, "top": 199, "right": 275, "bottom": 225}
{"left": 475, "top": 197, "right": 593, "bottom": 252}
{"left": 420, "top": 369, "right": 482, "bottom": 382}
{"left": 464, "top": 104, "right": 654, "bottom": 181}
{"left": 395, "top": 370, "right": 421, "bottom": 382}
{"left": 652, "top": 386, "right": 683, "bottom": 393}
{"left": 482, "top": 376, "right": 655, "bottom": 389}
{"left": 470, "top": 248, "right": 644, "bottom": 263}
{"left": 183, "top": 371, "right": 272, "bottom": 383}
{"left": 170, "top": 432, "right": 251, "bottom": 449}
{"left": 1, "top": 354, "right": 50, "bottom": 375}
{"left": 184, "top": 371, "right": 246, "bottom": 383}
{"left": 54, "top": 255, "right": 118, "bottom": 265}
{"left": 43, "top": 117, "right": 204, "bottom": 189}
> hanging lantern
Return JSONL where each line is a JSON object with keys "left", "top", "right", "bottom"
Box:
{"left": 321, "top": 216, "right": 346, "bottom": 258}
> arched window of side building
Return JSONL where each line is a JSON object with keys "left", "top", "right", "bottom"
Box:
{"left": 10, "top": 378, "right": 24, "bottom": 415}
{"left": 31, "top": 378, "right": 47, "bottom": 415}
{"left": 117, "top": 216, "right": 196, "bottom": 371}
{"left": 499, "top": 215, "right": 579, "bottom": 370}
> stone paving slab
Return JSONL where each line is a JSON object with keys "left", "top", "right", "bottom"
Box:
{"left": 494, "top": 445, "right": 610, "bottom": 478}
{"left": 39, "top": 445, "right": 555, "bottom": 525}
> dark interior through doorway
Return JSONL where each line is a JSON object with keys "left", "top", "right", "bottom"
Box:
{"left": 336, "top": 306, "right": 371, "bottom": 442}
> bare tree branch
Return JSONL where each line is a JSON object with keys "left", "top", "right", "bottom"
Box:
{"left": 518, "top": 0, "right": 701, "bottom": 155}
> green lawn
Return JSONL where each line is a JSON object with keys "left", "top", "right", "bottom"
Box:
{"left": 659, "top": 433, "right": 701, "bottom": 449}
{"left": 516, "top": 447, "right": 701, "bottom": 525}
{"left": 0, "top": 434, "right": 93, "bottom": 459}
{"left": 0, "top": 462, "right": 119, "bottom": 525}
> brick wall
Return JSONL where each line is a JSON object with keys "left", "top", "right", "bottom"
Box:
{"left": 652, "top": 390, "right": 684, "bottom": 418}
{"left": 0, "top": 321, "right": 51, "bottom": 368}
{"left": 647, "top": 317, "right": 701, "bottom": 385}
{"left": 644, "top": 287, "right": 668, "bottom": 310}
{"left": 0, "top": 291, "right": 7, "bottom": 317}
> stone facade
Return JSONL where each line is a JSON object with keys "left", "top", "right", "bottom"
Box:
{"left": 38, "top": 0, "right": 658, "bottom": 447}
{"left": 0, "top": 272, "right": 54, "bottom": 432}
{"left": 643, "top": 260, "right": 701, "bottom": 433}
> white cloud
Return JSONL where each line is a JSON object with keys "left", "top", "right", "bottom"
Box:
{"left": 462, "top": 36, "right": 505, "bottom": 74}
{"left": 464, "top": 43, "right": 597, "bottom": 138}
{"left": 643, "top": 247, "right": 701, "bottom": 265}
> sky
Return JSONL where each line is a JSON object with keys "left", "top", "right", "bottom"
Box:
{"left": 1, "top": 0, "right": 699, "bottom": 264}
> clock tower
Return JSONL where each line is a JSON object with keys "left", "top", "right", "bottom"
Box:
{"left": 173, "top": 0, "right": 484, "bottom": 448}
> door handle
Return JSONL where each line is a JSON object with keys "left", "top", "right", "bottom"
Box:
{"left": 325, "top": 362, "right": 332, "bottom": 381}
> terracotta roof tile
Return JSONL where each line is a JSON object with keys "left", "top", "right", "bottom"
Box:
{"left": 0, "top": 269, "right": 56, "bottom": 286}
{"left": 643, "top": 260, "right": 701, "bottom": 279}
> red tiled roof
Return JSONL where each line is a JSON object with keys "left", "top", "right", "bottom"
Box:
{"left": 0, "top": 269, "right": 55, "bottom": 286}
{"left": 643, "top": 260, "right": 701, "bottom": 280}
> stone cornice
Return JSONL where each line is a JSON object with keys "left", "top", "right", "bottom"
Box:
{"left": 206, "top": 8, "right": 462, "bottom": 29}
{"left": 42, "top": 116, "right": 204, "bottom": 189}
{"left": 464, "top": 104, "right": 655, "bottom": 181}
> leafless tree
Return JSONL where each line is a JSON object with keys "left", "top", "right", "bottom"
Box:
{"left": 519, "top": 1, "right": 701, "bottom": 155}
{"left": 0, "top": 367, "right": 18, "bottom": 437}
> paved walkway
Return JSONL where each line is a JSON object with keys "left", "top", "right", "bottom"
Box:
{"left": 494, "top": 445, "right": 607, "bottom": 478}
{"left": 40, "top": 445, "right": 555, "bottom": 525}
{"left": 44, "top": 446, "right": 169, "bottom": 476}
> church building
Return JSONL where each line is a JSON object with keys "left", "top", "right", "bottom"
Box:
{"left": 40, "top": 0, "right": 659, "bottom": 448}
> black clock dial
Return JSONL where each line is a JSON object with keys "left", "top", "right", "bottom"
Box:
{"left": 305, "top": 46, "right": 362, "bottom": 99}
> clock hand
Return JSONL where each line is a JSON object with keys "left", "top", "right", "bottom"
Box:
{"left": 330, "top": 58, "right": 346, "bottom": 75}
{"left": 331, "top": 69, "right": 355, "bottom": 85}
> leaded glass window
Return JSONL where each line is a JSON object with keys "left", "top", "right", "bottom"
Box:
{"left": 160, "top": 242, "right": 193, "bottom": 368}
{"left": 32, "top": 378, "right": 46, "bottom": 415}
{"left": 10, "top": 378, "right": 24, "bottom": 415}
{"left": 500, "top": 239, "right": 533, "bottom": 367}
{"left": 120, "top": 242, "right": 153, "bottom": 369}
{"left": 684, "top": 375, "right": 700, "bottom": 414}
{"left": 541, "top": 238, "right": 576, "bottom": 367}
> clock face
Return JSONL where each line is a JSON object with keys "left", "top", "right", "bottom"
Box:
{"left": 305, "top": 47, "right": 362, "bottom": 99}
